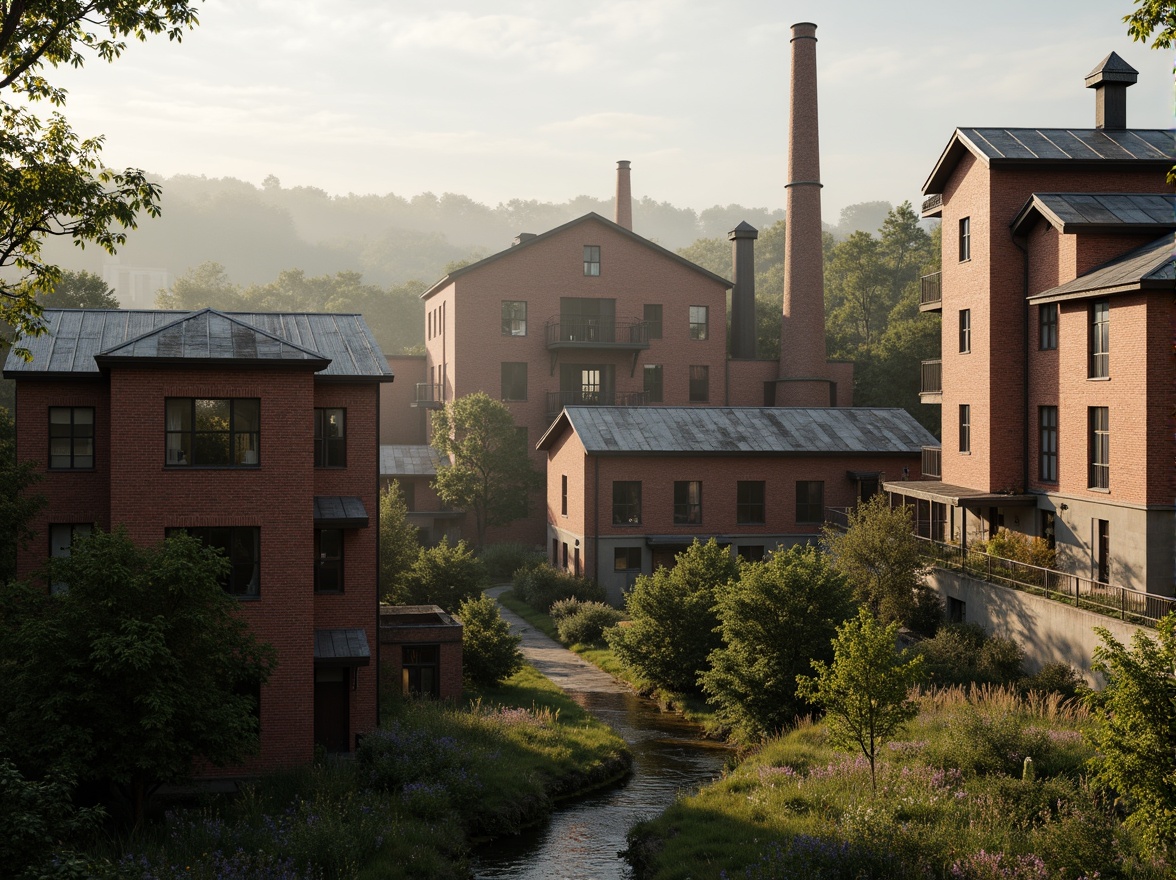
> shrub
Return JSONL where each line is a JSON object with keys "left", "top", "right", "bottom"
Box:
{"left": 977, "top": 528, "right": 1057, "bottom": 570}
{"left": 548, "top": 597, "right": 586, "bottom": 623}
{"left": 929, "top": 703, "right": 1050, "bottom": 777}
{"left": 1020, "top": 662, "right": 1086, "bottom": 700}
{"left": 457, "top": 594, "right": 523, "bottom": 687}
{"left": 478, "top": 543, "right": 543, "bottom": 581}
{"left": 979, "top": 635, "right": 1025, "bottom": 683}
{"left": 513, "top": 563, "right": 604, "bottom": 612}
{"left": 917, "top": 624, "right": 1023, "bottom": 688}
{"left": 402, "top": 537, "right": 488, "bottom": 611}
{"left": 556, "top": 602, "right": 625, "bottom": 646}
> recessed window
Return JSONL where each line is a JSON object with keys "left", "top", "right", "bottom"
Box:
{"left": 501, "top": 362, "right": 528, "bottom": 401}
{"left": 314, "top": 408, "right": 345, "bottom": 468}
{"left": 643, "top": 364, "right": 663, "bottom": 403}
{"left": 49, "top": 522, "right": 93, "bottom": 594}
{"left": 737, "top": 481, "right": 766, "bottom": 524}
{"left": 689, "top": 306, "right": 708, "bottom": 340}
{"left": 689, "top": 365, "right": 709, "bottom": 402}
{"left": 643, "top": 304, "right": 663, "bottom": 339}
{"left": 168, "top": 526, "right": 260, "bottom": 598}
{"left": 959, "top": 404, "right": 971, "bottom": 453}
{"left": 49, "top": 407, "right": 94, "bottom": 469}
{"left": 612, "top": 481, "right": 641, "bottom": 525}
{"left": 403, "top": 644, "right": 440, "bottom": 697}
{"left": 959, "top": 309, "right": 971, "bottom": 353}
{"left": 502, "top": 301, "right": 527, "bottom": 336}
{"left": 614, "top": 547, "right": 642, "bottom": 572}
{"left": 737, "top": 545, "right": 765, "bottom": 562}
{"left": 673, "top": 481, "right": 702, "bottom": 524}
{"left": 1089, "top": 407, "right": 1109, "bottom": 490}
{"left": 959, "top": 216, "right": 971, "bottom": 262}
{"left": 1089, "top": 300, "right": 1109, "bottom": 378}
{"left": 561, "top": 475, "right": 568, "bottom": 516}
{"left": 315, "top": 529, "right": 344, "bottom": 593}
{"left": 795, "top": 481, "right": 825, "bottom": 524}
{"left": 166, "top": 398, "right": 259, "bottom": 467}
{"left": 1039, "top": 303, "right": 1058, "bottom": 350}
{"left": 1039, "top": 406, "right": 1058, "bottom": 483}
{"left": 583, "top": 246, "right": 601, "bottom": 276}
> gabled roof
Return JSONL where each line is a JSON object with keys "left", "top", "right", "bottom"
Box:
{"left": 380, "top": 444, "right": 445, "bottom": 477}
{"left": 420, "top": 212, "right": 733, "bottom": 299}
{"left": 922, "top": 127, "right": 1175, "bottom": 195}
{"left": 537, "top": 406, "right": 937, "bottom": 456}
{"left": 3, "top": 309, "right": 394, "bottom": 381}
{"left": 1029, "top": 232, "right": 1175, "bottom": 302}
{"left": 1011, "top": 193, "right": 1176, "bottom": 236}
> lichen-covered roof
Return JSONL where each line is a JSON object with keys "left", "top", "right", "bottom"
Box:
{"left": 380, "top": 445, "right": 445, "bottom": 477}
{"left": 1030, "top": 232, "right": 1175, "bottom": 302}
{"left": 1012, "top": 193, "right": 1176, "bottom": 235}
{"left": 538, "top": 406, "right": 937, "bottom": 456}
{"left": 3, "top": 308, "right": 394, "bottom": 380}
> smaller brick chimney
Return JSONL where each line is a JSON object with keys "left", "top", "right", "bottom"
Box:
{"left": 1085, "top": 51, "right": 1138, "bottom": 130}
{"left": 614, "top": 160, "right": 633, "bottom": 230}
{"left": 728, "top": 221, "right": 758, "bottom": 359}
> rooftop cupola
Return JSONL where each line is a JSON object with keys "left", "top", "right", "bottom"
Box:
{"left": 1084, "top": 51, "right": 1138, "bottom": 130}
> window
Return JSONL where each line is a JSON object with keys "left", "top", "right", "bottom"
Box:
{"left": 49, "top": 523, "right": 92, "bottom": 594}
{"left": 166, "top": 398, "right": 260, "bottom": 467}
{"left": 169, "top": 526, "right": 260, "bottom": 597}
{"left": 959, "top": 404, "right": 971, "bottom": 453}
{"left": 1096, "top": 519, "right": 1110, "bottom": 584}
{"left": 643, "top": 304, "right": 663, "bottom": 339}
{"left": 737, "top": 481, "right": 766, "bottom": 524}
{"left": 501, "top": 362, "right": 528, "bottom": 401}
{"left": 689, "top": 365, "right": 709, "bottom": 402}
{"left": 1090, "top": 300, "right": 1109, "bottom": 378}
{"left": 737, "top": 545, "right": 765, "bottom": 562}
{"left": 49, "top": 407, "right": 94, "bottom": 469}
{"left": 958, "top": 309, "right": 971, "bottom": 353}
{"left": 689, "top": 305, "right": 708, "bottom": 340}
{"left": 583, "top": 245, "right": 601, "bottom": 276}
{"left": 1039, "top": 303, "right": 1058, "bottom": 350}
{"left": 402, "top": 645, "right": 440, "bottom": 697}
{"left": 1039, "top": 406, "right": 1058, "bottom": 483}
{"left": 502, "top": 300, "right": 527, "bottom": 336}
{"left": 643, "top": 364, "right": 663, "bottom": 403}
{"left": 959, "top": 216, "right": 971, "bottom": 261}
{"left": 612, "top": 481, "right": 641, "bottom": 525}
{"left": 1089, "top": 406, "right": 1109, "bottom": 490}
{"left": 614, "top": 547, "right": 642, "bottom": 572}
{"left": 796, "top": 481, "right": 824, "bottom": 524}
{"left": 673, "top": 481, "right": 702, "bottom": 524}
{"left": 314, "top": 408, "right": 345, "bottom": 467}
{"left": 561, "top": 475, "right": 568, "bottom": 516}
{"left": 315, "top": 529, "right": 343, "bottom": 593}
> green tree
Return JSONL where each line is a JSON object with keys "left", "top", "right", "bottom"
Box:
{"left": 606, "top": 539, "right": 737, "bottom": 694}
{"left": 701, "top": 545, "right": 854, "bottom": 741}
{"left": 0, "top": 528, "right": 276, "bottom": 826}
{"left": 400, "top": 536, "right": 488, "bottom": 610}
{"left": 457, "top": 594, "right": 523, "bottom": 687}
{"left": 1124, "top": 0, "right": 1176, "bottom": 47}
{"left": 0, "top": 407, "right": 44, "bottom": 582}
{"left": 796, "top": 608, "right": 924, "bottom": 794}
{"left": 822, "top": 494, "right": 938, "bottom": 632}
{"left": 156, "top": 261, "right": 247, "bottom": 310}
{"left": 37, "top": 269, "right": 120, "bottom": 309}
{"left": 1086, "top": 613, "right": 1176, "bottom": 857}
{"left": 379, "top": 480, "right": 420, "bottom": 604}
{"left": 431, "top": 393, "right": 543, "bottom": 549}
{"left": 0, "top": 2, "right": 200, "bottom": 355}
{"left": 825, "top": 231, "right": 893, "bottom": 354}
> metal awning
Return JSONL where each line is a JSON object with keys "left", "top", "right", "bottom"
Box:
{"left": 313, "top": 496, "right": 370, "bottom": 528}
{"left": 883, "top": 480, "right": 1037, "bottom": 508}
{"left": 314, "top": 628, "right": 371, "bottom": 667}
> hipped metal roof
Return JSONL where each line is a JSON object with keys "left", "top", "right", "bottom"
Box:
{"left": 537, "top": 406, "right": 938, "bottom": 456}
{"left": 3, "top": 308, "right": 394, "bottom": 381}
{"left": 1029, "top": 232, "right": 1175, "bottom": 302}
{"left": 380, "top": 445, "right": 445, "bottom": 477}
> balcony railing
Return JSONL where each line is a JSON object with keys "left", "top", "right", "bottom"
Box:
{"left": 921, "top": 193, "right": 943, "bottom": 216}
{"left": 914, "top": 535, "right": 1176, "bottom": 627}
{"left": 412, "top": 382, "right": 444, "bottom": 409}
{"left": 920, "top": 359, "right": 942, "bottom": 401}
{"left": 544, "top": 317, "right": 651, "bottom": 349}
{"left": 921, "top": 445, "right": 941, "bottom": 479}
{"left": 920, "top": 272, "right": 942, "bottom": 309}
{"left": 546, "top": 389, "right": 648, "bottom": 418}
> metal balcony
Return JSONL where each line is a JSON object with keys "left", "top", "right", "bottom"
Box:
{"left": 546, "top": 390, "right": 649, "bottom": 419}
{"left": 412, "top": 382, "right": 444, "bottom": 409}
{"left": 919, "top": 359, "right": 942, "bottom": 404}
{"left": 544, "top": 318, "right": 651, "bottom": 350}
{"left": 921, "top": 445, "right": 942, "bottom": 480}
{"left": 919, "top": 271, "right": 942, "bottom": 311}
{"left": 921, "top": 193, "right": 943, "bottom": 218}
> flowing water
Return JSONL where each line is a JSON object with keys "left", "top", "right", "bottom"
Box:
{"left": 472, "top": 689, "right": 731, "bottom": 879}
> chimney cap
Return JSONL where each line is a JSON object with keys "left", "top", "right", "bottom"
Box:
{"left": 616, "top": 159, "right": 631, "bottom": 168}
{"left": 1085, "top": 51, "right": 1138, "bottom": 88}
{"left": 728, "top": 221, "right": 759, "bottom": 240}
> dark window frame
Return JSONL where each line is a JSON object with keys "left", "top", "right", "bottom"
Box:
{"left": 314, "top": 407, "right": 346, "bottom": 468}
{"left": 1090, "top": 300, "right": 1109, "bottom": 378}
{"left": 1039, "top": 302, "right": 1058, "bottom": 350}
{"left": 314, "top": 528, "right": 344, "bottom": 593}
{"left": 583, "top": 245, "right": 601, "bottom": 276}
{"left": 795, "top": 480, "right": 825, "bottom": 524}
{"left": 643, "top": 364, "right": 663, "bottom": 403}
{"left": 959, "top": 308, "right": 971, "bottom": 353}
{"left": 48, "top": 406, "right": 95, "bottom": 470}
{"left": 614, "top": 546, "right": 642, "bottom": 572}
{"left": 561, "top": 475, "right": 568, "bottom": 516}
{"left": 612, "top": 481, "right": 641, "bottom": 526}
{"left": 643, "top": 304, "right": 663, "bottom": 339}
{"left": 673, "top": 480, "right": 702, "bottom": 524}
{"left": 689, "top": 365, "right": 709, "bottom": 402}
{"left": 689, "top": 305, "right": 708, "bottom": 340}
{"left": 959, "top": 404, "right": 971, "bottom": 454}
{"left": 1039, "top": 405, "right": 1058, "bottom": 483}
{"left": 49, "top": 522, "right": 93, "bottom": 594}
{"left": 737, "top": 480, "right": 766, "bottom": 524}
{"left": 168, "top": 526, "right": 261, "bottom": 598}
{"left": 501, "top": 300, "right": 527, "bottom": 336}
{"left": 501, "top": 362, "right": 528, "bottom": 401}
{"left": 402, "top": 644, "right": 440, "bottom": 697}
{"left": 959, "top": 216, "right": 971, "bottom": 262}
{"left": 1089, "top": 406, "right": 1109, "bottom": 490}
{"left": 165, "top": 398, "right": 260, "bottom": 467}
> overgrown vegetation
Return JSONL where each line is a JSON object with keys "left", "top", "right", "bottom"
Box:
{"left": 551, "top": 599, "right": 625, "bottom": 646}
{"left": 477, "top": 542, "right": 544, "bottom": 582}
{"left": 512, "top": 560, "right": 605, "bottom": 612}
{"left": 379, "top": 480, "right": 420, "bottom": 603}
{"left": 389, "top": 536, "right": 487, "bottom": 611}
{"left": 457, "top": 594, "right": 523, "bottom": 686}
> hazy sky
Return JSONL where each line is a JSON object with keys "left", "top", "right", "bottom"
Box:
{"left": 48, "top": 0, "right": 1173, "bottom": 221}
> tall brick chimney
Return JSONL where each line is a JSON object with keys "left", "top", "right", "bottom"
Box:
{"left": 1085, "top": 52, "right": 1137, "bottom": 130}
{"left": 614, "top": 160, "right": 633, "bottom": 230}
{"left": 777, "top": 21, "right": 831, "bottom": 406}
{"left": 729, "top": 221, "right": 758, "bottom": 359}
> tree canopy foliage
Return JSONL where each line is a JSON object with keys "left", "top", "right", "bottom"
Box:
{"left": 0, "top": 407, "right": 44, "bottom": 582}
{"left": 396, "top": 536, "right": 488, "bottom": 611}
{"left": 379, "top": 480, "right": 421, "bottom": 603}
{"left": 36, "top": 269, "right": 119, "bottom": 309}
{"left": 1123, "top": 0, "right": 1176, "bottom": 47}
{"left": 0, "top": 1, "right": 199, "bottom": 355}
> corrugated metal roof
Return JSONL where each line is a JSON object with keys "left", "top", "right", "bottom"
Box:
{"left": 3, "top": 309, "right": 394, "bottom": 380}
{"left": 1013, "top": 193, "right": 1176, "bottom": 234}
{"left": 1030, "top": 232, "right": 1175, "bottom": 302}
{"left": 541, "top": 407, "right": 937, "bottom": 455}
{"left": 380, "top": 445, "right": 445, "bottom": 477}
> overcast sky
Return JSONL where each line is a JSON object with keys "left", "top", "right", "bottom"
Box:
{"left": 48, "top": 0, "right": 1173, "bottom": 221}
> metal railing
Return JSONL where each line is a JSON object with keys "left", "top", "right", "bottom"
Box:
{"left": 920, "top": 359, "right": 942, "bottom": 395}
{"left": 914, "top": 535, "right": 1176, "bottom": 626}
{"left": 413, "top": 382, "right": 444, "bottom": 407}
{"left": 544, "top": 317, "right": 649, "bottom": 346}
{"left": 921, "top": 193, "right": 943, "bottom": 215}
{"left": 546, "top": 390, "right": 648, "bottom": 418}
{"left": 921, "top": 445, "right": 941, "bottom": 479}
{"left": 920, "top": 271, "right": 942, "bottom": 306}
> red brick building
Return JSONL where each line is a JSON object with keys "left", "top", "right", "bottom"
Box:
{"left": 539, "top": 406, "right": 933, "bottom": 602}
{"left": 886, "top": 53, "right": 1175, "bottom": 596}
{"left": 3, "top": 307, "right": 393, "bottom": 772}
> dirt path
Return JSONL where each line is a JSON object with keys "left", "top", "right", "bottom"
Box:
{"left": 486, "top": 585, "right": 629, "bottom": 695}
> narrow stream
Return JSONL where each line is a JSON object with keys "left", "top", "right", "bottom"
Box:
{"left": 472, "top": 690, "right": 731, "bottom": 879}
